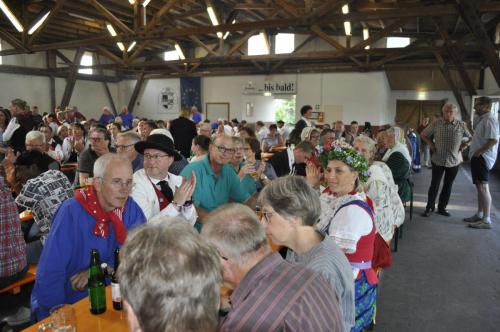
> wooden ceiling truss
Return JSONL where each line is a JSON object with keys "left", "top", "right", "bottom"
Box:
{"left": 0, "top": 0, "right": 498, "bottom": 93}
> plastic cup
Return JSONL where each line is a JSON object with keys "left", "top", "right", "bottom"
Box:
{"left": 50, "top": 304, "right": 76, "bottom": 332}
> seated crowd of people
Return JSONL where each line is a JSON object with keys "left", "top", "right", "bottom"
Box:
{"left": 1, "top": 100, "right": 417, "bottom": 331}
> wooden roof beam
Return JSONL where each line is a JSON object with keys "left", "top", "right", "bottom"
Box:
{"left": 60, "top": 48, "right": 85, "bottom": 108}
{"left": 351, "top": 18, "right": 410, "bottom": 51}
{"left": 90, "top": 0, "right": 134, "bottom": 34}
{"left": 457, "top": 0, "right": 500, "bottom": 88}
{"left": 435, "top": 20, "right": 477, "bottom": 97}
{"left": 434, "top": 51, "right": 469, "bottom": 122}
{"left": 28, "top": 0, "right": 67, "bottom": 46}
{"left": 128, "top": 72, "right": 146, "bottom": 114}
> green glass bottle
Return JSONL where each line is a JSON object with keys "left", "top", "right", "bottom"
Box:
{"left": 88, "top": 249, "right": 106, "bottom": 315}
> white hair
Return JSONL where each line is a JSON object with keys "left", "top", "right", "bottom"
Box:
{"left": 26, "top": 130, "right": 46, "bottom": 143}
{"left": 93, "top": 153, "right": 131, "bottom": 178}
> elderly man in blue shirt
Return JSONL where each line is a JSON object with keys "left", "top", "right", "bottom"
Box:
{"left": 31, "top": 153, "right": 146, "bottom": 319}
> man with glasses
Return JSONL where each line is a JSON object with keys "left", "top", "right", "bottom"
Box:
{"left": 78, "top": 125, "right": 114, "bottom": 187}
{"left": 201, "top": 203, "right": 344, "bottom": 332}
{"left": 116, "top": 131, "right": 143, "bottom": 171}
{"left": 130, "top": 134, "right": 197, "bottom": 224}
{"left": 180, "top": 135, "right": 252, "bottom": 222}
{"left": 31, "top": 153, "right": 146, "bottom": 319}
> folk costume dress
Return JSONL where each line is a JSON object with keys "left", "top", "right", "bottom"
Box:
{"left": 316, "top": 189, "right": 377, "bottom": 332}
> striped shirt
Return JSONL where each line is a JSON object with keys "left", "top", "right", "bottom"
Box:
{"left": 421, "top": 118, "right": 472, "bottom": 167}
{"left": 219, "top": 253, "right": 344, "bottom": 332}
{"left": 286, "top": 236, "right": 355, "bottom": 332}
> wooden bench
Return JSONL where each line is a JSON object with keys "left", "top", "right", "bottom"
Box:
{"left": 0, "top": 265, "right": 37, "bottom": 295}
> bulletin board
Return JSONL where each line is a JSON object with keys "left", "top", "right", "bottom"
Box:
{"left": 206, "top": 102, "right": 230, "bottom": 121}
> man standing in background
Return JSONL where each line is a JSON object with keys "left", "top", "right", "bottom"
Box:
{"left": 464, "top": 97, "right": 499, "bottom": 229}
{"left": 420, "top": 103, "right": 471, "bottom": 218}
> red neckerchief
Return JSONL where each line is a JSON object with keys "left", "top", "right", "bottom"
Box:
{"left": 74, "top": 186, "right": 127, "bottom": 244}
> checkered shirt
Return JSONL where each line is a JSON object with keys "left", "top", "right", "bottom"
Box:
{"left": 0, "top": 176, "right": 27, "bottom": 278}
{"left": 422, "top": 118, "right": 472, "bottom": 167}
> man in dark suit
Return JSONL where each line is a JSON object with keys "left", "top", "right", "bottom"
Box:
{"left": 268, "top": 141, "right": 314, "bottom": 177}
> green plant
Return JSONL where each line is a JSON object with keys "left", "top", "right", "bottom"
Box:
{"left": 274, "top": 96, "right": 296, "bottom": 124}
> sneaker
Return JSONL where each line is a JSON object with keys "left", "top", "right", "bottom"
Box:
{"left": 463, "top": 215, "right": 482, "bottom": 223}
{"left": 3, "top": 306, "right": 31, "bottom": 326}
{"left": 468, "top": 221, "right": 492, "bottom": 229}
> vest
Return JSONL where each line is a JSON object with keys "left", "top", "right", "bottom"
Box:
{"left": 335, "top": 199, "right": 378, "bottom": 285}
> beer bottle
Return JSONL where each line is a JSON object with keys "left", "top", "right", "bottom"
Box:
{"left": 111, "top": 248, "right": 123, "bottom": 310}
{"left": 88, "top": 249, "right": 106, "bottom": 314}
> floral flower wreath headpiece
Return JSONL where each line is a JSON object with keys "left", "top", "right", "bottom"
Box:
{"left": 319, "top": 140, "right": 370, "bottom": 183}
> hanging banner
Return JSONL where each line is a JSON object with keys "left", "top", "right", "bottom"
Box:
{"left": 158, "top": 85, "right": 180, "bottom": 115}
{"left": 243, "top": 81, "right": 297, "bottom": 95}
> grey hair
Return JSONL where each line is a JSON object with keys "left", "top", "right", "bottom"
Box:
{"left": 93, "top": 153, "right": 131, "bottom": 178}
{"left": 117, "top": 131, "right": 141, "bottom": 144}
{"left": 202, "top": 203, "right": 269, "bottom": 264}
{"left": 386, "top": 126, "right": 404, "bottom": 143}
{"left": 119, "top": 217, "right": 221, "bottom": 332}
{"left": 353, "top": 135, "right": 377, "bottom": 155}
{"left": 442, "top": 102, "right": 457, "bottom": 113}
{"left": 258, "top": 176, "right": 320, "bottom": 227}
{"left": 26, "top": 130, "right": 46, "bottom": 143}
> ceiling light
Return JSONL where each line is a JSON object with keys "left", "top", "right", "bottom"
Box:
{"left": 207, "top": 6, "right": 223, "bottom": 38}
{"left": 0, "top": 0, "right": 24, "bottom": 32}
{"left": 128, "top": 0, "right": 135, "bottom": 4}
{"left": 117, "top": 42, "right": 125, "bottom": 52}
{"left": 259, "top": 31, "right": 270, "bottom": 53}
{"left": 363, "top": 27, "right": 369, "bottom": 49}
{"left": 106, "top": 23, "right": 117, "bottom": 36}
{"left": 175, "top": 43, "right": 185, "bottom": 60}
{"left": 342, "top": 4, "right": 349, "bottom": 14}
{"left": 68, "top": 12, "right": 96, "bottom": 21}
{"left": 223, "top": 19, "right": 236, "bottom": 40}
{"left": 207, "top": 6, "right": 219, "bottom": 25}
{"left": 142, "top": 0, "right": 151, "bottom": 6}
{"left": 343, "top": 21, "right": 351, "bottom": 36}
{"left": 28, "top": 11, "right": 50, "bottom": 35}
{"left": 127, "top": 41, "right": 137, "bottom": 52}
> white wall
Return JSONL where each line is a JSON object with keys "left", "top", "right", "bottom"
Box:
{"left": 483, "top": 67, "right": 499, "bottom": 95}
{"left": 120, "top": 78, "right": 180, "bottom": 121}
{"left": 0, "top": 73, "right": 51, "bottom": 110}
{"left": 202, "top": 72, "right": 392, "bottom": 125}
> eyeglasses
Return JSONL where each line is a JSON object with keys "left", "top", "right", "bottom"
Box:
{"left": 116, "top": 144, "right": 134, "bottom": 151}
{"left": 214, "top": 145, "right": 235, "bottom": 154}
{"left": 97, "top": 177, "right": 134, "bottom": 189}
{"left": 144, "top": 153, "right": 170, "bottom": 161}
{"left": 262, "top": 211, "right": 274, "bottom": 224}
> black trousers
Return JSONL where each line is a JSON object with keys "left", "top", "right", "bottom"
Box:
{"left": 426, "top": 162, "right": 459, "bottom": 210}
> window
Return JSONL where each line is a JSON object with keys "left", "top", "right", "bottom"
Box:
{"left": 164, "top": 50, "right": 179, "bottom": 61}
{"left": 387, "top": 37, "right": 410, "bottom": 48}
{"left": 248, "top": 34, "right": 269, "bottom": 56}
{"left": 275, "top": 33, "right": 294, "bottom": 54}
{"left": 78, "top": 52, "right": 93, "bottom": 75}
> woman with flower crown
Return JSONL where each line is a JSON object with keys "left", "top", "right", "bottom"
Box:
{"left": 314, "top": 140, "right": 377, "bottom": 332}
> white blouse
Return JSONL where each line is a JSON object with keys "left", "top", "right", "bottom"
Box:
{"left": 316, "top": 193, "right": 373, "bottom": 254}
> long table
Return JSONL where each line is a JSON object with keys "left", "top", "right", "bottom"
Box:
{"left": 23, "top": 287, "right": 129, "bottom": 332}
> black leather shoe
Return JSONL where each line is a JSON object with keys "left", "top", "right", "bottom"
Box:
{"left": 421, "top": 209, "right": 432, "bottom": 217}
{"left": 437, "top": 209, "right": 451, "bottom": 217}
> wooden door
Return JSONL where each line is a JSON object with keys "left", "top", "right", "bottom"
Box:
{"left": 396, "top": 100, "right": 445, "bottom": 129}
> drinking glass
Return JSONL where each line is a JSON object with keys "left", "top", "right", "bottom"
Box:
{"left": 50, "top": 304, "right": 77, "bottom": 332}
